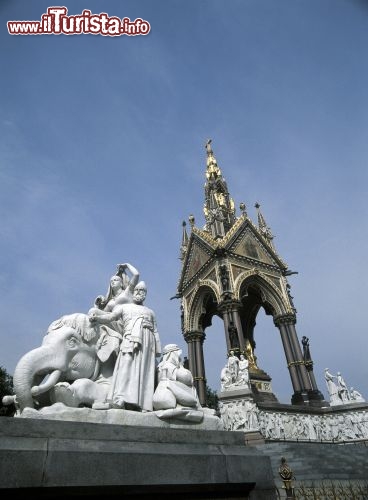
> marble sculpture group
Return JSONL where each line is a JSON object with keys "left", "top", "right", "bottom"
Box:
{"left": 3, "top": 263, "right": 206, "bottom": 423}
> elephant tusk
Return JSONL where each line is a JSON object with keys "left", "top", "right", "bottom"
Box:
{"left": 91, "top": 358, "right": 100, "bottom": 381}
{"left": 31, "top": 369, "right": 62, "bottom": 397}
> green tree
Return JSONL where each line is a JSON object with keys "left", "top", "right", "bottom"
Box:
{"left": 0, "top": 366, "right": 15, "bottom": 416}
{"left": 205, "top": 384, "right": 219, "bottom": 414}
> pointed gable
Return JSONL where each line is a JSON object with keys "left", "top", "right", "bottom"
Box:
{"left": 233, "top": 229, "right": 273, "bottom": 264}
{"left": 228, "top": 220, "right": 285, "bottom": 268}
{"left": 178, "top": 232, "right": 214, "bottom": 291}
{"left": 187, "top": 240, "right": 211, "bottom": 281}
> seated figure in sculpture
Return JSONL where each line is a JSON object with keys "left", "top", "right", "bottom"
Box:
{"left": 337, "top": 372, "right": 350, "bottom": 404}
{"left": 220, "top": 363, "right": 232, "bottom": 391}
{"left": 350, "top": 387, "right": 365, "bottom": 403}
{"left": 152, "top": 344, "right": 204, "bottom": 422}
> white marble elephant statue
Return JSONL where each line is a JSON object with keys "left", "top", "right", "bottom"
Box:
{"left": 2, "top": 314, "right": 116, "bottom": 412}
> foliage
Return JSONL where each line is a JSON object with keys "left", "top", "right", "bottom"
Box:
{"left": 0, "top": 366, "right": 15, "bottom": 416}
{"left": 205, "top": 384, "right": 219, "bottom": 413}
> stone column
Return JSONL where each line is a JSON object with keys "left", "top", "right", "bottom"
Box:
{"left": 285, "top": 321, "right": 312, "bottom": 391}
{"left": 185, "top": 334, "right": 196, "bottom": 377}
{"left": 274, "top": 314, "right": 309, "bottom": 405}
{"left": 301, "top": 339, "right": 324, "bottom": 396}
{"left": 274, "top": 317, "right": 302, "bottom": 393}
{"left": 220, "top": 300, "right": 245, "bottom": 353}
{"left": 231, "top": 306, "right": 246, "bottom": 352}
{"left": 184, "top": 330, "right": 207, "bottom": 406}
{"left": 287, "top": 323, "right": 326, "bottom": 403}
{"left": 195, "top": 334, "right": 207, "bottom": 405}
{"left": 218, "top": 301, "right": 245, "bottom": 353}
{"left": 277, "top": 315, "right": 326, "bottom": 405}
{"left": 306, "top": 364, "right": 318, "bottom": 391}
{"left": 221, "top": 309, "right": 231, "bottom": 351}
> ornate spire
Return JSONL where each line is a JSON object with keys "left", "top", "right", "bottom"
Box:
{"left": 205, "top": 139, "right": 222, "bottom": 180}
{"left": 179, "top": 221, "right": 189, "bottom": 260}
{"left": 255, "top": 202, "right": 275, "bottom": 249}
{"left": 203, "top": 139, "right": 236, "bottom": 238}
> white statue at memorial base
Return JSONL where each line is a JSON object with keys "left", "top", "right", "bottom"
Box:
{"left": 90, "top": 281, "right": 161, "bottom": 412}
{"left": 3, "top": 263, "right": 164, "bottom": 414}
{"left": 227, "top": 350, "right": 239, "bottom": 383}
{"left": 220, "top": 352, "right": 250, "bottom": 391}
{"left": 152, "top": 344, "right": 204, "bottom": 422}
{"left": 324, "top": 368, "right": 341, "bottom": 406}
{"left": 324, "top": 368, "right": 364, "bottom": 407}
{"left": 237, "top": 354, "right": 250, "bottom": 388}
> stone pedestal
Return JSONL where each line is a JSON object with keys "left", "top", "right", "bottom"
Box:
{"left": 249, "top": 370, "right": 279, "bottom": 404}
{"left": 218, "top": 388, "right": 261, "bottom": 433}
{"left": 18, "top": 403, "right": 223, "bottom": 430}
{"left": 0, "top": 416, "right": 277, "bottom": 499}
{"left": 218, "top": 387, "right": 254, "bottom": 401}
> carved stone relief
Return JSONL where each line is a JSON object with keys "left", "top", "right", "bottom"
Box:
{"left": 219, "top": 401, "right": 368, "bottom": 442}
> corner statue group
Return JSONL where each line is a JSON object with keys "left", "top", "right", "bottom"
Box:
{"left": 3, "top": 263, "right": 214, "bottom": 428}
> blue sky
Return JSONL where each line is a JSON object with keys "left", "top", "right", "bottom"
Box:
{"left": 1, "top": 0, "right": 368, "bottom": 403}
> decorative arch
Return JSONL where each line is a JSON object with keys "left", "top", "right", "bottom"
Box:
{"left": 187, "top": 281, "right": 221, "bottom": 332}
{"left": 235, "top": 272, "right": 288, "bottom": 348}
{"left": 234, "top": 270, "right": 289, "bottom": 317}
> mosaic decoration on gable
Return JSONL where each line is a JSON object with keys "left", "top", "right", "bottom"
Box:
{"left": 233, "top": 231, "right": 274, "bottom": 265}
{"left": 185, "top": 241, "right": 211, "bottom": 283}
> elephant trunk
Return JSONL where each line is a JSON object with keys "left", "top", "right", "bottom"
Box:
{"left": 11, "top": 324, "right": 99, "bottom": 412}
{"left": 13, "top": 346, "right": 63, "bottom": 411}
